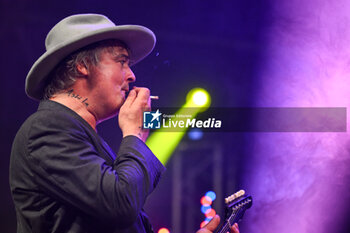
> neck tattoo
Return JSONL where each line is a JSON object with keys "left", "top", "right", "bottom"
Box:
{"left": 66, "top": 89, "right": 89, "bottom": 107}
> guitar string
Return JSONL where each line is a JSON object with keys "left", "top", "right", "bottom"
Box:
{"left": 219, "top": 206, "right": 244, "bottom": 233}
{"left": 218, "top": 199, "right": 251, "bottom": 233}
{"left": 219, "top": 209, "right": 239, "bottom": 233}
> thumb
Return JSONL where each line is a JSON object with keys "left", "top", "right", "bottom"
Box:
{"left": 203, "top": 215, "right": 220, "bottom": 231}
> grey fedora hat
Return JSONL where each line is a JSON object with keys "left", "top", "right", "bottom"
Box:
{"left": 25, "top": 13, "right": 156, "bottom": 100}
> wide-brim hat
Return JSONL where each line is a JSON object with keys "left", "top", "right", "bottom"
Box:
{"left": 25, "top": 13, "right": 156, "bottom": 100}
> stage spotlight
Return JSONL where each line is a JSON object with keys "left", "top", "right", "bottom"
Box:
{"left": 188, "top": 129, "right": 203, "bottom": 141}
{"left": 205, "top": 191, "right": 216, "bottom": 201}
{"left": 186, "top": 88, "right": 211, "bottom": 110}
{"left": 205, "top": 208, "right": 216, "bottom": 218}
{"left": 201, "top": 205, "right": 211, "bottom": 214}
{"left": 200, "top": 190, "right": 217, "bottom": 228}
{"left": 158, "top": 228, "right": 170, "bottom": 233}
{"left": 200, "top": 196, "right": 212, "bottom": 206}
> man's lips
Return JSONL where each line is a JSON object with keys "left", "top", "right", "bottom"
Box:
{"left": 121, "top": 89, "right": 129, "bottom": 99}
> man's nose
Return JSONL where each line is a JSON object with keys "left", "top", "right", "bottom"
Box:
{"left": 126, "top": 67, "right": 136, "bottom": 83}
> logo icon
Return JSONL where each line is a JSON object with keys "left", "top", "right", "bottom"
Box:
{"left": 143, "top": 109, "right": 162, "bottom": 129}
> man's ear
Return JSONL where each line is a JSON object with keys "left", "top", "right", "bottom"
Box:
{"left": 76, "top": 63, "right": 89, "bottom": 76}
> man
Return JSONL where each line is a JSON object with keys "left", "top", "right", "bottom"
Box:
{"left": 9, "top": 14, "right": 239, "bottom": 233}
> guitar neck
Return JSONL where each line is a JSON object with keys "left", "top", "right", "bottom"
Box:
{"left": 217, "top": 222, "right": 232, "bottom": 233}
{"left": 214, "top": 191, "right": 252, "bottom": 233}
{"left": 216, "top": 201, "right": 248, "bottom": 233}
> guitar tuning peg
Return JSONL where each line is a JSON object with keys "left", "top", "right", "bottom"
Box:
{"left": 225, "top": 189, "right": 246, "bottom": 204}
{"left": 225, "top": 194, "right": 234, "bottom": 204}
{"left": 234, "top": 190, "right": 244, "bottom": 197}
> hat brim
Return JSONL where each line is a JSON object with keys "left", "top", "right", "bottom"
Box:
{"left": 25, "top": 25, "right": 156, "bottom": 100}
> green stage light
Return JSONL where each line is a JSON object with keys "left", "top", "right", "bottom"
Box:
{"left": 186, "top": 88, "right": 211, "bottom": 111}
{"left": 146, "top": 88, "right": 211, "bottom": 165}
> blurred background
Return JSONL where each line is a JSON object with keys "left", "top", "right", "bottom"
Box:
{"left": 1, "top": 0, "right": 350, "bottom": 232}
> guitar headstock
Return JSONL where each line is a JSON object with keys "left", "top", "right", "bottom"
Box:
{"left": 224, "top": 190, "right": 252, "bottom": 227}
{"left": 225, "top": 190, "right": 246, "bottom": 204}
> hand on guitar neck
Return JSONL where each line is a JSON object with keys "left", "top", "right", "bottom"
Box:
{"left": 196, "top": 215, "right": 239, "bottom": 233}
{"left": 196, "top": 189, "right": 252, "bottom": 233}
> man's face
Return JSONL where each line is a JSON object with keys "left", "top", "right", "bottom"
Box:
{"left": 88, "top": 46, "right": 135, "bottom": 120}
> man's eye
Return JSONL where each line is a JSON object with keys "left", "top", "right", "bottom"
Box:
{"left": 119, "top": 60, "right": 126, "bottom": 65}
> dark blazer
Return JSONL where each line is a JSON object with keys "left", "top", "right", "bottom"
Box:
{"left": 10, "top": 100, "right": 165, "bottom": 233}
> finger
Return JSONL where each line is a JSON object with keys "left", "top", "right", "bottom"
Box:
{"left": 203, "top": 215, "right": 220, "bottom": 231}
{"left": 132, "top": 87, "right": 150, "bottom": 100}
{"left": 132, "top": 87, "right": 151, "bottom": 109}
{"left": 122, "top": 89, "right": 137, "bottom": 107}
{"left": 232, "top": 223, "right": 239, "bottom": 233}
{"left": 147, "top": 95, "right": 151, "bottom": 110}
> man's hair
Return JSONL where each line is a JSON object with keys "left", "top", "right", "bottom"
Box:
{"left": 42, "top": 39, "right": 129, "bottom": 100}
